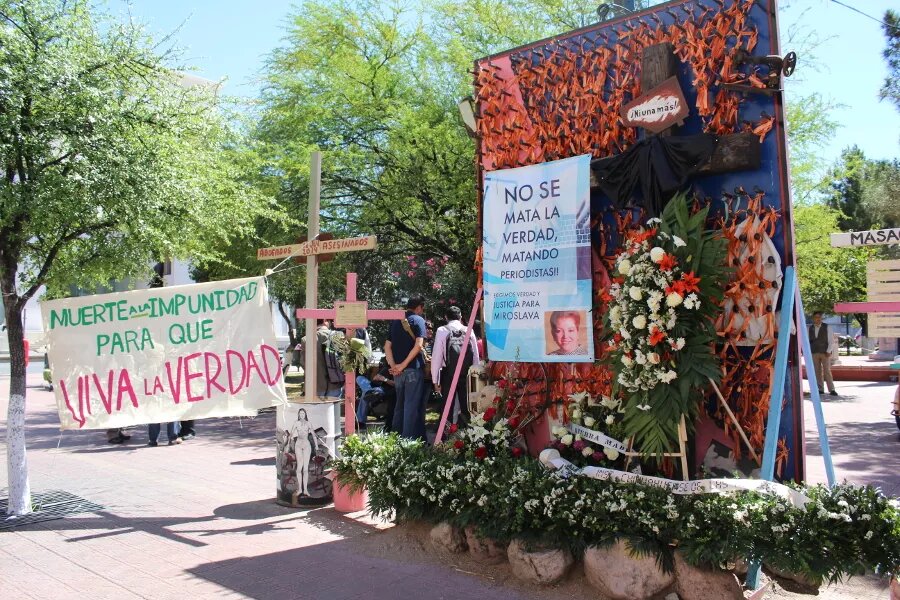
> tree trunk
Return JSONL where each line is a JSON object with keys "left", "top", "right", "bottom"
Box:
{"left": 2, "top": 269, "right": 31, "bottom": 515}
{"left": 277, "top": 300, "right": 297, "bottom": 347}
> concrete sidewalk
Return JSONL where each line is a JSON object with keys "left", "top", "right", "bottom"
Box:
{"left": 0, "top": 372, "right": 896, "bottom": 599}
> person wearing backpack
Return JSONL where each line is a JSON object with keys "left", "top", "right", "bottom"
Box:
{"left": 298, "top": 319, "right": 344, "bottom": 398}
{"left": 431, "top": 305, "right": 480, "bottom": 427}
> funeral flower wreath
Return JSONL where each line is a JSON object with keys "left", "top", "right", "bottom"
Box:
{"left": 605, "top": 193, "right": 728, "bottom": 457}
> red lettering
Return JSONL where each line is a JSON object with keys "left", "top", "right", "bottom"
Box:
{"left": 165, "top": 357, "right": 184, "bottom": 404}
{"left": 116, "top": 370, "right": 139, "bottom": 410}
{"left": 259, "top": 344, "right": 283, "bottom": 385}
{"left": 152, "top": 376, "right": 164, "bottom": 395}
{"left": 204, "top": 352, "right": 226, "bottom": 397}
{"left": 93, "top": 371, "right": 114, "bottom": 414}
{"left": 183, "top": 352, "right": 204, "bottom": 402}
{"left": 59, "top": 379, "right": 86, "bottom": 428}
{"left": 225, "top": 349, "right": 246, "bottom": 394}
{"left": 244, "top": 348, "right": 267, "bottom": 388}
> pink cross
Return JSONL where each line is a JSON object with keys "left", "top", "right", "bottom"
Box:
{"left": 296, "top": 272, "right": 405, "bottom": 435}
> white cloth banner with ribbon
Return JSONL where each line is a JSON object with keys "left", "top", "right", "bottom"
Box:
{"left": 42, "top": 276, "right": 287, "bottom": 430}
{"left": 539, "top": 451, "right": 811, "bottom": 508}
{"left": 566, "top": 422, "right": 629, "bottom": 453}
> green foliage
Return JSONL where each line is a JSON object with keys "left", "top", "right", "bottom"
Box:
{"left": 785, "top": 94, "right": 841, "bottom": 203}
{"left": 606, "top": 194, "right": 729, "bottom": 457}
{"left": 0, "top": 0, "right": 279, "bottom": 303}
{"left": 880, "top": 10, "right": 900, "bottom": 112}
{"left": 335, "top": 433, "right": 900, "bottom": 582}
{"left": 825, "top": 146, "right": 878, "bottom": 232}
{"left": 794, "top": 204, "right": 873, "bottom": 315}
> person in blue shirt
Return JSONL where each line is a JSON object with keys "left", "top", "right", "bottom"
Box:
{"left": 385, "top": 296, "right": 427, "bottom": 439}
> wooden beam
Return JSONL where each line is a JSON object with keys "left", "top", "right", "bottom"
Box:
{"left": 641, "top": 43, "right": 678, "bottom": 137}
{"left": 834, "top": 301, "right": 900, "bottom": 313}
{"left": 696, "top": 133, "right": 761, "bottom": 174}
{"left": 588, "top": 133, "right": 762, "bottom": 189}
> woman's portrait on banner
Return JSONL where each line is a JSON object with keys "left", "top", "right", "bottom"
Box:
{"left": 545, "top": 310, "right": 588, "bottom": 356}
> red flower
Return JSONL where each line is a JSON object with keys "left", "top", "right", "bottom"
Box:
{"left": 600, "top": 289, "right": 613, "bottom": 303}
{"left": 629, "top": 228, "right": 657, "bottom": 244}
{"left": 505, "top": 400, "right": 516, "bottom": 412}
{"left": 496, "top": 379, "right": 508, "bottom": 389}
{"left": 666, "top": 281, "right": 687, "bottom": 296}
{"left": 613, "top": 333, "right": 623, "bottom": 344}
{"left": 483, "top": 407, "right": 497, "bottom": 421}
{"left": 648, "top": 327, "right": 666, "bottom": 346}
{"left": 658, "top": 253, "right": 678, "bottom": 272}
{"left": 511, "top": 447, "right": 523, "bottom": 458}
{"left": 474, "top": 446, "right": 488, "bottom": 460}
{"left": 453, "top": 440, "right": 464, "bottom": 450}
{"left": 508, "top": 416, "right": 520, "bottom": 429}
{"left": 449, "top": 423, "right": 458, "bottom": 434}
{"left": 681, "top": 271, "right": 701, "bottom": 293}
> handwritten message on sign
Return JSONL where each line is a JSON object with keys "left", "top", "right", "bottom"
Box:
{"left": 41, "top": 277, "right": 286, "bottom": 430}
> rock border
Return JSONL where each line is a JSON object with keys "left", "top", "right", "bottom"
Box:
{"left": 402, "top": 520, "right": 828, "bottom": 599}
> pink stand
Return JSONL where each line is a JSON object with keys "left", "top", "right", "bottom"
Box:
{"left": 298, "top": 273, "right": 405, "bottom": 513}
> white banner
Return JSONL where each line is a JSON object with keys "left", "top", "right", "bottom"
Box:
{"left": 540, "top": 451, "right": 810, "bottom": 508}
{"left": 482, "top": 155, "right": 594, "bottom": 363}
{"left": 41, "top": 277, "right": 287, "bottom": 430}
{"left": 566, "top": 422, "right": 629, "bottom": 454}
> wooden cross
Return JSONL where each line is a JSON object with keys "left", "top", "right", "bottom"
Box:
{"left": 296, "top": 272, "right": 405, "bottom": 435}
{"left": 256, "top": 152, "right": 390, "bottom": 412}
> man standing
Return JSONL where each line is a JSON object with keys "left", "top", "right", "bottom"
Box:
{"left": 431, "top": 306, "right": 480, "bottom": 426}
{"left": 385, "top": 297, "right": 427, "bottom": 439}
{"left": 299, "top": 319, "right": 343, "bottom": 398}
{"left": 809, "top": 311, "right": 838, "bottom": 396}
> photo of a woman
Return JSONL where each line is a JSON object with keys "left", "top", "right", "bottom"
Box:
{"left": 546, "top": 310, "right": 588, "bottom": 356}
{"left": 289, "top": 407, "right": 315, "bottom": 498}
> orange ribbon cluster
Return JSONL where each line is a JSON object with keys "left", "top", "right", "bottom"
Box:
{"left": 475, "top": 0, "right": 772, "bottom": 171}
{"left": 712, "top": 190, "right": 782, "bottom": 466}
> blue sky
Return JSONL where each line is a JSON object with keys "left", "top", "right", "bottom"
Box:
{"left": 121, "top": 0, "right": 899, "bottom": 165}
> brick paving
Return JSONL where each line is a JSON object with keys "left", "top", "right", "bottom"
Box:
{"left": 0, "top": 370, "right": 896, "bottom": 599}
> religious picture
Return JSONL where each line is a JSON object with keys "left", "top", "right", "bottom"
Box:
{"left": 545, "top": 310, "right": 589, "bottom": 356}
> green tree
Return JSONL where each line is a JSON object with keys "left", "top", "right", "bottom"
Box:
{"left": 784, "top": 94, "right": 840, "bottom": 203}
{"left": 794, "top": 204, "right": 873, "bottom": 316}
{"left": 824, "top": 146, "right": 874, "bottom": 231}
{"left": 860, "top": 158, "right": 900, "bottom": 228}
{"left": 879, "top": 9, "right": 900, "bottom": 111}
{"left": 0, "top": 0, "right": 280, "bottom": 514}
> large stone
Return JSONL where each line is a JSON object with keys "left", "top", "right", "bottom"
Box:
{"left": 764, "top": 563, "right": 820, "bottom": 590}
{"left": 583, "top": 541, "right": 674, "bottom": 600}
{"left": 429, "top": 522, "right": 467, "bottom": 554}
{"left": 673, "top": 553, "right": 743, "bottom": 600}
{"left": 507, "top": 538, "right": 573, "bottom": 585}
{"left": 464, "top": 526, "right": 507, "bottom": 565}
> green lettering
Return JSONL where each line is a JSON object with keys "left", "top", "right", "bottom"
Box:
{"left": 96, "top": 333, "right": 110, "bottom": 356}
{"left": 200, "top": 319, "right": 213, "bottom": 340}
{"left": 49, "top": 309, "right": 71, "bottom": 330}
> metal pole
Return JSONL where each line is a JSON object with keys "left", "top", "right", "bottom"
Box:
{"left": 304, "top": 152, "right": 321, "bottom": 403}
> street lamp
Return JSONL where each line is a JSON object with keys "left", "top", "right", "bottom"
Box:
{"left": 596, "top": 2, "right": 634, "bottom": 21}
{"left": 457, "top": 96, "right": 477, "bottom": 138}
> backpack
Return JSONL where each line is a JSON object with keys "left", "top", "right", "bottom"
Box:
{"left": 322, "top": 335, "right": 346, "bottom": 385}
{"left": 444, "top": 328, "right": 473, "bottom": 375}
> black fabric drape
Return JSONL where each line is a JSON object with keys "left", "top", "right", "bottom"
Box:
{"left": 589, "top": 133, "right": 719, "bottom": 216}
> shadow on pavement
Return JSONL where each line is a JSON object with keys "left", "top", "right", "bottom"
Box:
{"left": 807, "top": 419, "right": 900, "bottom": 496}
{"left": 186, "top": 534, "right": 525, "bottom": 600}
